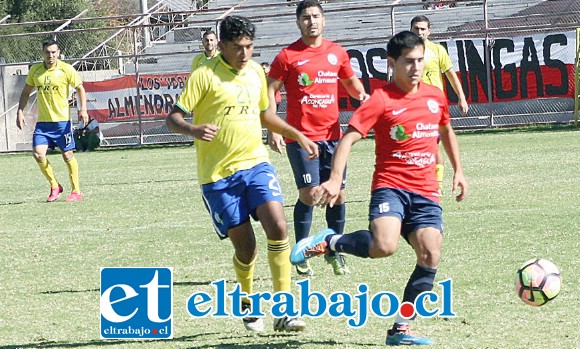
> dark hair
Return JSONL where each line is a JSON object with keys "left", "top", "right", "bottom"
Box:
{"left": 386, "top": 31, "right": 424, "bottom": 60}
{"left": 202, "top": 30, "right": 216, "bottom": 39}
{"left": 410, "top": 15, "right": 431, "bottom": 29}
{"left": 42, "top": 38, "right": 60, "bottom": 50}
{"left": 260, "top": 62, "right": 270, "bottom": 68}
{"left": 219, "top": 16, "right": 255, "bottom": 42}
{"left": 296, "top": 0, "right": 324, "bottom": 19}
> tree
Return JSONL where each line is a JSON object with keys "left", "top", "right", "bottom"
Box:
{"left": 0, "top": 0, "right": 113, "bottom": 63}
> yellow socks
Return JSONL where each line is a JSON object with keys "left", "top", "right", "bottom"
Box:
{"left": 267, "top": 238, "right": 292, "bottom": 293}
{"left": 233, "top": 254, "right": 256, "bottom": 304}
{"left": 37, "top": 158, "right": 59, "bottom": 188}
{"left": 65, "top": 157, "right": 80, "bottom": 193}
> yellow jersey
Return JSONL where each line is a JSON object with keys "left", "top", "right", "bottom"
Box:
{"left": 176, "top": 54, "right": 270, "bottom": 185}
{"left": 190, "top": 51, "right": 220, "bottom": 71}
{"left": 422, "top": 39, "right": 453, "bottom": 91}
{"left": 25, "top": 60, "right": 82, "bottom": 122}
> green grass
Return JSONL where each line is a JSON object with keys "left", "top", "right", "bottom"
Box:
{"left": 0, "top": 129, "right": 579, "bottom": 349}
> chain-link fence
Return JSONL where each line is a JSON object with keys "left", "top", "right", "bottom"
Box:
{"left": 1, "top": 0, "right": 579, "bottom": 152}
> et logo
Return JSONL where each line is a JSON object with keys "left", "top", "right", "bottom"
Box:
{"left": 100, "top": 267, "right": 173, "bottom": 339}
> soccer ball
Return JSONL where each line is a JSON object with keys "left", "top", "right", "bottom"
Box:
{"left": 514, "top": 259, "right": 561, "bottom": 306}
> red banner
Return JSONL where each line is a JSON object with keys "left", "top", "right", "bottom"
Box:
{"left": 86, "top": 32, "right": 577, "bottom": 119}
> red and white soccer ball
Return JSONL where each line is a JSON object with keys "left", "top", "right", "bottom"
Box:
{"left": 514, "top": 259, "right": 561, "bottom": 306}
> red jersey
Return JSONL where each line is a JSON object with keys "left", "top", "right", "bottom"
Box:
{"left": 269, "top": 38, "right": 355, "bottom": 143}
{"left": 348, "top": 82, "right": 450, "bottom": 202}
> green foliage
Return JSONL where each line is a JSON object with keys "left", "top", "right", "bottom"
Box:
{"left": 0, "top": 130, "right": 579, "bottom": 348}
{"left": 0, "top": 0, "right": 113, "bottom": 63}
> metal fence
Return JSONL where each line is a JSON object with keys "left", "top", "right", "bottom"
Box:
{"left": 1, "top": 0, "right": 579, "bottom": 152}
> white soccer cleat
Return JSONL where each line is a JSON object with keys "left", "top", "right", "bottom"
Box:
{"left": 273, "top": 316, "right": 306, "bottom": 332}
{"left": 242, "top": 316, "right": 265, "bottom": 332}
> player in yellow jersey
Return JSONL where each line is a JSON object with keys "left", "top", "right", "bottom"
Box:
{"left": 166, "top": 15, "right": 319, "bottom": 332}
{"left": 17, "top": 39, "right": 88, "bottom": 202}
{"left": 411, "top": 16, "right": 468, "bottom": 195}
{"left": 190, "top": 30, "right": 219, "bottom": 71}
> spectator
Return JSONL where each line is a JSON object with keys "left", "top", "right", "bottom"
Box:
{"left": 74, "top": 118, "right": 101, "bottom": 152}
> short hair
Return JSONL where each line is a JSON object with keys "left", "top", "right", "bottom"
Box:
{"left": 202, "top": 30, "right": 216, "bottom": 39}
{"left": 386, "top": 31, "right": 424, "bottom": 60}
{"left": 42, "top": 38, "right": 60, "bottom": 50}
{"left": 219, "top": 16, "right": 255, "bottom": 42}
{"left": 296, "top": 0, "right": 324, "bottom": 19}
{"left": 410, "top": 15, "right": 431, "bottom": 29}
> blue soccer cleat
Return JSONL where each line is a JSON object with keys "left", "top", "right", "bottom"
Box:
{"left": 385, "top": 324, "right": 433, "bottom": 346}
{"left": 290, "top": 228, "right": 335, "bottom": 265}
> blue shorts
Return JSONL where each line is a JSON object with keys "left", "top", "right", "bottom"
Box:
{"left": 33, "top": 121, "right": 76, "bottom": 151}
{"left": 201, "top": 162, "right": 284, "bottom": 239}
{"left": 286, "top": 140, "right": 346, "bottom": 189}
{"left": 368, "top": 187, "right": 443, "bottom": 242}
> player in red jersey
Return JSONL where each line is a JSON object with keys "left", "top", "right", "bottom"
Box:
{"left": 267, "top": 0, "right": 369, "bottom": 277}
{"left": 290, "top": 31, "right": 468, "bottom": 345}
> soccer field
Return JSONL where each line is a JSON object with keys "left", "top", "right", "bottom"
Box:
{"left": 0, "top": 127, "right": 578, "bottom": 349}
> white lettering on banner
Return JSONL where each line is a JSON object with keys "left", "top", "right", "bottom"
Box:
{"left": 348, "top": 32, "right": 576, "bottom": 78}
{"left": 84, "top": 32, "right": 577, "bottom": 122}
{"left": 344, "top": 31, "right": 576, "bottom": 105}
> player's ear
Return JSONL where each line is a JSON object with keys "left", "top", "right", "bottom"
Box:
{"left": 387, "top": 56, "right": 395, "bottom": 69}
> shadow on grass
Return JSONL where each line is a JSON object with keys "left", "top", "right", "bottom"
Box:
{"left": 0, "top": 201, "right": 26, "bottom": 206}
{"left": 174, "top": 277, "right": 273, "bottom": 288}
{"left": 181, "top": 332, "right": 377, "bottom": 349}
{"left": 282, "top": 198, "right": 367, "bottom": 209}
{"left": 37, "top": 277, "right": 271, "bottom": 295}
{"left": 0, "top": 333, "right": 216, "bottom": 349}
{"left": 40, "top": 288, "right": 100, "bottom": 295}
{"left": 0, "top": 332, "right": 378, "bottom": 349}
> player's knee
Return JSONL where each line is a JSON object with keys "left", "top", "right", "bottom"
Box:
{"left": 298, "top": 189, "right": 318, "bottom": 206}
{"left": 418, "top": 248, "right": 441, "bottom": 268}
{"left": 33, "top": 152, "right": 44, "bottom": 162}
{"left": 265, "top": 220, "right": 288, "bottom": 240}
{"left": 370, "top": 241, "right": 397, "bottom": 258}
{"left": 62, "top": 151, "right": 74, "bottom": 161}
{"left": 235, "top": 249, "right": 257, "bottom": 265}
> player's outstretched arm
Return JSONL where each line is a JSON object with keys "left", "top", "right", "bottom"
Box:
{"left": 166, "top": 106, "right": 218, "bottom": 142}
{"left": 315, "top": 127, "right": 363, "bottom": 207}
{"left": 439, "top": 123, "right": 468, "bottom": 201}
{"left": 261, "top": 109, "right": 318, "bottom": 159}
